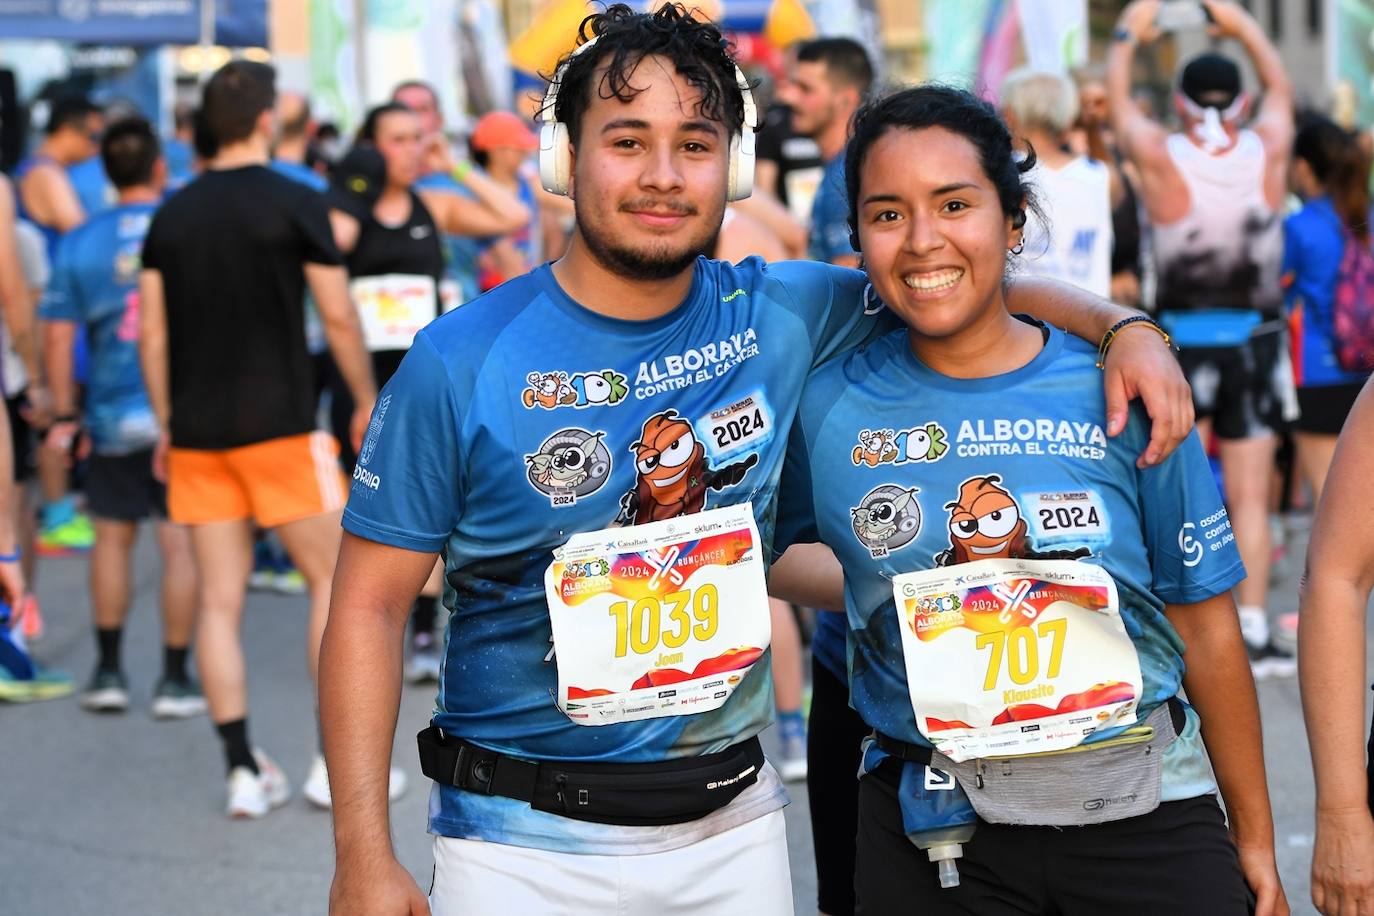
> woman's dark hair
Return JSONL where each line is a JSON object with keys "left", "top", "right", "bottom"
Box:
{"left": 1294, "top": 113, "right": 1372, "bottom": 242}
{"left": 546, "top": 3, "right": 745, "bottom": 147}
{"left": 357, "top": 102, "right": 413, "bottom": 144}
{"left": 844, "top": 84, "right": 1039, "bottom": 251}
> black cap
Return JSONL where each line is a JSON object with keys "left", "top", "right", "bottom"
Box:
{"left": 1179, "top": 53, "right": 1241, "bottom": 108}
{"left": 325, "top": 144, "right": 385, "bottom": 220}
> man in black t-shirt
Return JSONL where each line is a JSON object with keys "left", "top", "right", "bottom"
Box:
{"left": 138, "top": 60, "right": 380, "bottom": 819}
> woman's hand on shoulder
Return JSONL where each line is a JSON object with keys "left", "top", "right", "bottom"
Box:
{"left": 1101, "top": 323, "right": 1193, "bottom": 468}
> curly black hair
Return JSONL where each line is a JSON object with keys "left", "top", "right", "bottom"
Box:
{"left": 546, "top": 3, "right": 746, "bottom": 147}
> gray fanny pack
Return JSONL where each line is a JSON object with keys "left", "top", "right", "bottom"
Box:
{"left": 929, "top": 702, "right": 1181, "bottom": 827}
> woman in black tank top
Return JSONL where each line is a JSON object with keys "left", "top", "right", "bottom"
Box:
{"left": 324, "top": 103, "right": 533, "bottom": 678}
{"left": 325, "top": 103, "right": 533, "bottom": 467}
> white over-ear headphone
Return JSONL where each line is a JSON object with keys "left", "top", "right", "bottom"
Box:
{"left": 537, "top": 35, "right": 758, "bottom": 201}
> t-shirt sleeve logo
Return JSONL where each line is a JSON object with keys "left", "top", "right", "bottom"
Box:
{"left": 521, "top": 369, "right": 628, "bottom": 410}
{"left": 357, "top": 394, "right": 391, "bottom": 467}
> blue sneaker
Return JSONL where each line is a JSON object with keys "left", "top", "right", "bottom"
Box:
{"left": 0, "top": 662, "right": 75, "bottom": 702}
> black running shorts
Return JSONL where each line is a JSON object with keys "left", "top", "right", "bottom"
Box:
{"left": 87, "top": 449, "right": 166, "bottom": 522}
{"left": 1295, "top": 381, "right": 1367, "bottom": 436}
{"left": 1177, "top": 325, "right": 1296, "bottom": 440}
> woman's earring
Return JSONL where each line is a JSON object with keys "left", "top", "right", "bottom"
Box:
{"left": 1010, "top": 239, "right": 1025, "bottom": 256}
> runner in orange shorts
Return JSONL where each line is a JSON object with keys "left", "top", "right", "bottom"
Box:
{"left": 137, "top": 60, "right": 384, "bottom": 818}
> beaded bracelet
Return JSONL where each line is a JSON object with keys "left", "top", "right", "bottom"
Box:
{"left": 1096, "top": 315, "right": 1174, "bottom": 369}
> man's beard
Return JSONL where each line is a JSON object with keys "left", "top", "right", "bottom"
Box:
{"left": 575, "top": 199, "right": 722, "bottom": 281}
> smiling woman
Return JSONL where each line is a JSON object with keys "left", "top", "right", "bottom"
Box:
{"left": 773, "top": 84, "right": 1288, "bottom": 915}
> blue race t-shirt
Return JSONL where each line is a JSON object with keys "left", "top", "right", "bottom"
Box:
{"left": 776, "top": 323, "right": 1245, "bottom": 805}
{"left": 68, "top": 156, "right": 113, "bottom": 219}
{"left": 1282, "top": 196, "right": 1371, "bottom": 388}
{"left": 40, "top": 202, "right": 161, "bottom": 455}
{"left": 343, "top": 257, "right": 883, "bottom": 853}
{"left": 270, "top": 158, "right": 329, "bottom": 193}
{"left": 162, "top": 137, "right": 195, "bottom": 190}
{"left": 807, "top": 154, "right": 852, "bottom": 263}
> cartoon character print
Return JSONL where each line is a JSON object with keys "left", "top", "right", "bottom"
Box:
{"left": 524, "top": 429, "right": 612, "bottom": 503}
{"left": 851, "top": 423, "right": 948, "bottom": 467}
{"left": 523, "top": 371, "right": 576, "bottom": 409}
{"left": 852, "top": 429, "right": 899, "bottom": 467}
{"left": 615, "top": 409, "right": 758, "bottom": 525}
{"left": 850, "top": 485, "right": 921, "bottom": 558}
{"left": 522, "top": 370, "right": 630, "bottom": 409}
{"left": 934, "top": 474, "right": 1090, "bottom": 566}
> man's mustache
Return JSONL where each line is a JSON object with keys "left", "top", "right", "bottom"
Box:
{"left": 618, "top": 198, "right": 698, "bottom": 215}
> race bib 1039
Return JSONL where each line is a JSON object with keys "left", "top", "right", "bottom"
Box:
{"left": 545, "top": 503, "right": 771, "bottom": 726}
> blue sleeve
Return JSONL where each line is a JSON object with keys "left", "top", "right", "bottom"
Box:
{"left": 764, "top": 260, "right": 895, "bottom": 370}
{"left": 772, "top": 409, "right": 820, "bottom": 560}
{"left": 1280, "top": 213, "right": 1303, "bottom": 305}
{"left": 38, "top": 234, "right": 81, "bottom": 322}
{"left": 807, "top": 174, "right": 854, "bottom": 263}
{"left": 1133, "top": 414, "right": 1245, "bottom": 603}
{"left": 341, "top": 331, "right": 464, "bottom": 552}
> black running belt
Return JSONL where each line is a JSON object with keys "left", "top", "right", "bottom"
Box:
{"left": 418, "top": 727, "right": 766, "bottom": 827}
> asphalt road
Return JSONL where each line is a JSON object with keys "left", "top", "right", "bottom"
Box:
{"left": 1, "top": 522, "right": 1367, "bottom": 915}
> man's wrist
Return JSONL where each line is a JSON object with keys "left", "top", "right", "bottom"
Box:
{"left": 334, "top": 832, "right": 396, "bottom": 864}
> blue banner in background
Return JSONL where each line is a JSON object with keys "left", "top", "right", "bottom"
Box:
{"left": 0, "top": 0, "right": 268, "bottom": 46}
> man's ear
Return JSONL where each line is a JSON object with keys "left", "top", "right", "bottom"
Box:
{"left": 256, "top": 107, "right": 275, "bottom": 143}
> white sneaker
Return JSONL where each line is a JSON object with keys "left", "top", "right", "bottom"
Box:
{"left": 225, "top": 750, "right": 290, "bottom": 819}
{"left": 404, "top": 634, "right": 442, "bottom": 684}
{"left": 303, "top": 754, "right": 408, "bottom": 809}
{"left": 777, "top": 734, "right": 808, "bottom": 782}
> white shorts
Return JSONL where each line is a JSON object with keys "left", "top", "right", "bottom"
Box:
{"left": 429, "top": 808, "right": 793, "bottom": 915}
